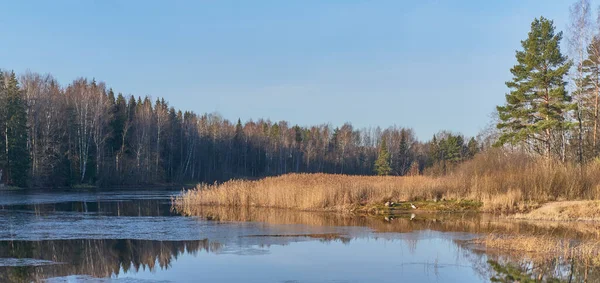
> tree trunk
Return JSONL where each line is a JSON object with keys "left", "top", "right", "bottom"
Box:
{"left": 578, "top": 109, "right": 584, "bottom": 163}
{"left": 594, "top": 80, "right": 599, "bottom": 155}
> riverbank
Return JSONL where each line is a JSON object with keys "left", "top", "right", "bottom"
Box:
{"left": 511, "top": 200, "right": 600, "bottom": 221}
{"left": 174, "top": 150, "right": 600, "bottom": 217}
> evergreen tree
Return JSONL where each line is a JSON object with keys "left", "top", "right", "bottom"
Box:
{"left": 234, "top": 118, "right": 245, "bottom": 175}
{"left": 234, "top": 118, "right": 244, "bottom": 143}
{"left": 496, "top": 17, "right": 574, "bottom": 158}
{"left": 0, "top": 72, "right": 29, "bottom": 186}
{"left": 426, "top": 135, "right": 439, "bottom": 168}
{"left": 396, "top": 130, "right": 411, "bottom": 175}
{"left": 443, "top": 134, "right": 464, "bottom": 163}
{"left": 111, "top": 93, "right": 128, "bottom": 152}
{"left": 466, "top": 137, "right": 480, "bottom": 159}
{"left": 374, "top": 139, "right": 392, "bottom": 176}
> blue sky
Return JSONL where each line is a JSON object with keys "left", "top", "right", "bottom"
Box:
{"left": 0, "top": 1, "right": 581, "bottom": 140}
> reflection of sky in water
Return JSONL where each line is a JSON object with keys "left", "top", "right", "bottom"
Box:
{"left": 125, "top": 236, "right": 484, "bottom": 283}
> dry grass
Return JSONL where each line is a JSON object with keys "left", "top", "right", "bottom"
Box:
{"left": 512, "top": 201, "right": 600, "bottom": 221}
{"left": 175, "top": 149, "right": 600, "bottom": 214}
{"left": 175, "top": 174, "right": 460, "bottom": 213}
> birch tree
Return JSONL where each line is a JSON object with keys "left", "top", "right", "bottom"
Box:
{"left": 568, "top": 0, "right": 592, "bottom": 162}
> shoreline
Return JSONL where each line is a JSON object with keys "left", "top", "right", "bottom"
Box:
{"left": 175, "top": 196, "right": 600, "bottom": 223}
{"left": 0, "top": 183, "right": 196, "bottom": 192}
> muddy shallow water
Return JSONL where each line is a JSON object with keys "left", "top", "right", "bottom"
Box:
{"left": 0, "top": 189, "right": 596, "bottom": 282}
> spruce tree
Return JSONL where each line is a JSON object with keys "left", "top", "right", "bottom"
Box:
{"left": 1, "top": 71, "right": 29, "bottom": 186}
{"left": 111, "top": 93, "right": 128, "bottom": 152}
{"left": 234, "top": 118, "right": 245, "bottom": 175}
{"left": 496, "top": 17, "right": 574, "bottom": 158}
{"left": 397, "top": 130, "right": 411, "bottom": 175}
{"left": 466, "top": 137, "right": 480, "bottom": 159}
{"left": 234, "top": 118, "right": 244, "bottom": 142}
{"left": 374, "top": 138, "right": 392, "bottom": 176}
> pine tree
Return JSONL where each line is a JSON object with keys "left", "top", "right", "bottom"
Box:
{"left": 374, "top": 138, "right": 391, "bottom": 176}
{"left": 496, "top": 17, "right": 574, "bottom": 158}
{"left": 1, "top": 71, "right": 29, "bottom": 186}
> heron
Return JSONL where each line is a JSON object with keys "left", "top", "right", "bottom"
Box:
{"left": 410, "top": 203, "right": 418, "bottom": 209}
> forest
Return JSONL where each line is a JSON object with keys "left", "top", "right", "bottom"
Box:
{"left": 0, "top": 70, "right": 480, "bottom": 188}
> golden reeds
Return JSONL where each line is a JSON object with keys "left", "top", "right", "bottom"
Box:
{"left": 175, "top": 149, "right": 600, "bottom": 213}
{"left": 175, "top": 173, "right": 451, "bottom": 212}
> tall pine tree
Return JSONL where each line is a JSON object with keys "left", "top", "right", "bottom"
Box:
{"left": 496, "top": 17, "right": 574, "bottom": 158}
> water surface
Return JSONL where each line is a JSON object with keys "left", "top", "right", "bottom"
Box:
{"left": 0, "top": 189, "right": 594, "bottom": 282}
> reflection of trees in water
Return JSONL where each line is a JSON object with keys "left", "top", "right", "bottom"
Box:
{"left": 457, "top": 239, "right": 600, "bottom": 282}
{"left": 0, "top": 239, "right": 221, "bottom": 283}
{"left": 177, "top": 205, "right": 493, "bottom": 233}
{"left": 176, "top": 205, "right": 600, "bottom": 239}
{"left": 482, "top": 257, "right": 594, "bottom": 282}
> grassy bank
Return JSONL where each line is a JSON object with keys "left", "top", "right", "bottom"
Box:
{"left": 512, "top": 201, "right": 600, "bottom": 221}
{"left": 174, "top": 149, "right": 600, "bottom": 214}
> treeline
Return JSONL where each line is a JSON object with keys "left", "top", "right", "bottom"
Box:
{"left": 0, "top": 71, "right": 480, "bottom": 187}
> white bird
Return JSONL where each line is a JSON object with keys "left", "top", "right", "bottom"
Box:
{"left": 410, "top": 203, "right": 418, "bottom": 209}
{"left": 410, "top": 213, "right": 416, "bottom": 221}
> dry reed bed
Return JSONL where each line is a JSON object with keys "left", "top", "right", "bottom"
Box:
{"left": 175, "top": 149, "right": 600, "bottom": 213}
{"left": 175, "top": 174, "right": 451, "bottom": 212}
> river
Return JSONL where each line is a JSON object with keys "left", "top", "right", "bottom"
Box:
{"left": 0, "top": 189, "right": 595, "bottom": 282}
